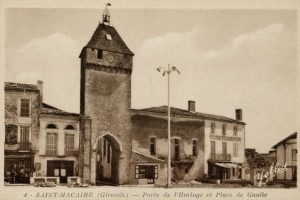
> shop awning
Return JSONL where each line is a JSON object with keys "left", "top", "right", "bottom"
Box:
{"left": 214, "top": 163, "right": 238, "bottom": 168}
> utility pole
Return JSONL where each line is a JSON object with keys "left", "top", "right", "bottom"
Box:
{"left": 157, "top": 64, "right": 180, "bottom": 187}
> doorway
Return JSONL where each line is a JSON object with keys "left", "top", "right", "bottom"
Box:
{"left": 47, "top": 161, "right": 73, "bottom": 183}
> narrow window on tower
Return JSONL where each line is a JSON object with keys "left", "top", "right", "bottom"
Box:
{"left": 103, "top": 139, "right": 106, "bottom": 156}
{"left": 192, "top": 139, "right": 198, "bottom": 156}
{"left": 97, "top": 49, "right": 103, "bottom": 59}
{"left": 107, "top": 143, "right": 111, "bottom": 163}
{"left": 149, "top": 137, "right": 156, "bottom": 155}
{"left": 174, "top": 139, "right": 180, "bottom": 161}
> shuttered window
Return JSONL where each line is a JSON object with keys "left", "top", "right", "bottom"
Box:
{"left": 20, "top": 99, "right": 30, "bottom": 117}
{"left": 174, "top": 139, "right": 180, "bottom": 161}
{"left": 233, "top": 143, "right": 238, "bottom": 157}
{"left": 20, "top": 126, "right": 30, "bottom": 149}
{"left": 46, "top": 133, "right": 57, "bottom": 156}
{"left": 222, "top": 142, "right": 227, "bottom": 155}
{"left": 65, "top": 134, "right": 75, "bottom": 155}
{"left": 150, "top": 137, "right": 156, "bottom": 155}
{"left": 211, "top": 141, "right": 216, "bottom": 154}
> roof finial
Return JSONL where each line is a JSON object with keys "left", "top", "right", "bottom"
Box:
{"left": 102, "top": 3, "right": 111, "bottom": 26}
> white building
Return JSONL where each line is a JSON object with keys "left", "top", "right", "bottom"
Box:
{"left": 272, "top": 132, "right": 297, "bottom": 181}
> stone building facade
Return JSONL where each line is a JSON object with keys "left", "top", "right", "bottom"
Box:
{"left": 131, "top": 101, "right": 246, "bottom": 184}
{"left": 34, "top": 103, "right": 80, "bottom": 184}
{"left": 4, "top": 81, "right": 42, "bottom": 183}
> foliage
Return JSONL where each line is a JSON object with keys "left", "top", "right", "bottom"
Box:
{"left": 5, "top": 124, "right": 18, "bottom": 145}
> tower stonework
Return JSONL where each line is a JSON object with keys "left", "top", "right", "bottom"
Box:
{"left": 79, "top": 22, "right": 134, "bottom": 185}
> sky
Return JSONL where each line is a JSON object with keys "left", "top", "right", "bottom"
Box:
{"left": 4, "top": 8, "right": 297, "bottom": 153}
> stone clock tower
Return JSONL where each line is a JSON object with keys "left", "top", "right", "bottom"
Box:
{"left": 78, "top": 6, "right": 134, "bottom": 185}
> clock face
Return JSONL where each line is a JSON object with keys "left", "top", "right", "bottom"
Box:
{"left": 106, "top": 54, "right": 115, "bottom": 63}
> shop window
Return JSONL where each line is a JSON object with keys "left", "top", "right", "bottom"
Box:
{"left": 135, "top": 165, "right": 158, "bottom": 180}
{"left": 192, "top": 139, "right": 198, "bottom": 156}
{"left": 150, "top": 137, "right": 156, "bottom": 155}
{"left": 20, "top": 99, "right": 30, "bottom": 117}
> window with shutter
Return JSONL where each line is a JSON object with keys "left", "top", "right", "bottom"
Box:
{"left": 46, "top": 133, "right": 57, "bottom": 156}
{"left": 65, "top": 134, "right": 75, "bottom": 155}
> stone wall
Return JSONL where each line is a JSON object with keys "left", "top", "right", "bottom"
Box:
{"left": 4, "top": 90, "right": 40, "bottom": 152}
{"left": 131, "top": 113, "right": 205, "bottom": 181}
{"left": 81, "top": 68, "right": 132, "bottom": 185}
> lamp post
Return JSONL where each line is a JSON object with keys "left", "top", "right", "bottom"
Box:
{"left": 157, "top": 64, "right": 180, "bottom": 187}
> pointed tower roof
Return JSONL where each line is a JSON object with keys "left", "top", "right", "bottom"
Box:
{"left": 80, "top": 23, "right": 134, "bottom": 57}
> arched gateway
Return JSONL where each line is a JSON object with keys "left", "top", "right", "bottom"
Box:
{"left": 78, "top": 6, "right": 134, "bottom": 185}
{"left": 92, "top": 133, "right": 123, "bottom": 185}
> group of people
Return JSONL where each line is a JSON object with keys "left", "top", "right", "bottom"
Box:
{"left": 5, "top": 167, "right": 34, "bottom": 184}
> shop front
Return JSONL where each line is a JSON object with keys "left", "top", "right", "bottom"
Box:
{"left": 4, "top": 152, "right": 34, "bottom": 184}
{"left": 208, "top": 162, "right": 242, "bottom": 180}
{"left": 47, "top": 160, "right": 74, "bottom": 184}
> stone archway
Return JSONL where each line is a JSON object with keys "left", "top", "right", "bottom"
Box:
{"left": 91, "top": 132, "right": 122, "bottom": 185}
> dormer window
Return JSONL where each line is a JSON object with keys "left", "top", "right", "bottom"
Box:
{"left": 105, "top": 34, "right": 112, "bottom": 40}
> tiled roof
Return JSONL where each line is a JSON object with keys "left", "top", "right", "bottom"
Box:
{"left": 272, "top": 132, "right": 297, "bottom": 149}
{"left": 5, "top": 82, "right": 39, "bottom": 91}
{"left": 80, "top": 23, "right": 134, "bottom": 57}
{"left": 41, "top": 103, "right": 79, "bottom": 117}
{"left": 131, "top": 150, "right": 166, "bottom": 163}
{"left": 131, "top": 106, "right": 245, "bottom": 125}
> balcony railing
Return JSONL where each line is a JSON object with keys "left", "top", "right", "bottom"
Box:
{"left": 18, "top": 142, "right": 31, "bottom": 150}
{"left": 210, "top": 153, "right": 231, "bottom": 161}
{"left": 46, "top": 149, "right": 57, "bottom": 156}
{"left": 65, "top": 149, "right": 77, "bottom": 156}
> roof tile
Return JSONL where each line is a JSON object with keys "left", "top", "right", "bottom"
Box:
{"left": 5, "top": 82, "right": 39, "bottom": 91}
{"left": 41, "top": 103, "right": 79, "bottom": 117}
{"left": 131, "top": 106, "right": 245, "bottom": 124}
{"left": 131, "top": 150, "right": 166, "bottom": 163}
{"left": 81, "top": 23, "right": 134, "bottom": 56}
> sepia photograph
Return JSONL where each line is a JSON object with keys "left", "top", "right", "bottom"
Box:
{"left": 0, "top": 0, "right": 299, "bottom": 199}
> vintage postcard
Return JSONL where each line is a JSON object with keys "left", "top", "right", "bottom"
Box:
{"left": 0, "top": 0, "right": 299, "bottom": 199}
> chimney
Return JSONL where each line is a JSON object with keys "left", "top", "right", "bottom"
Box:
{"left": 37, "top": 80, "right": 43, "bottom": 110}
{"left": 236, "top": 109, "right": 242, "bottom": 121}
{"left": 188, "top": 100, "right": 196, "bottom": 112}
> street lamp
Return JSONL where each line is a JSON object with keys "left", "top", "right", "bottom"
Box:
{"left": 156, "top": 64, "right": 180, "bottom": 187}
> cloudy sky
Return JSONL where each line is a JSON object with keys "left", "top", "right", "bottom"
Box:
{"left": 5, "top": 8, "right": 297, "bottom": 153}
